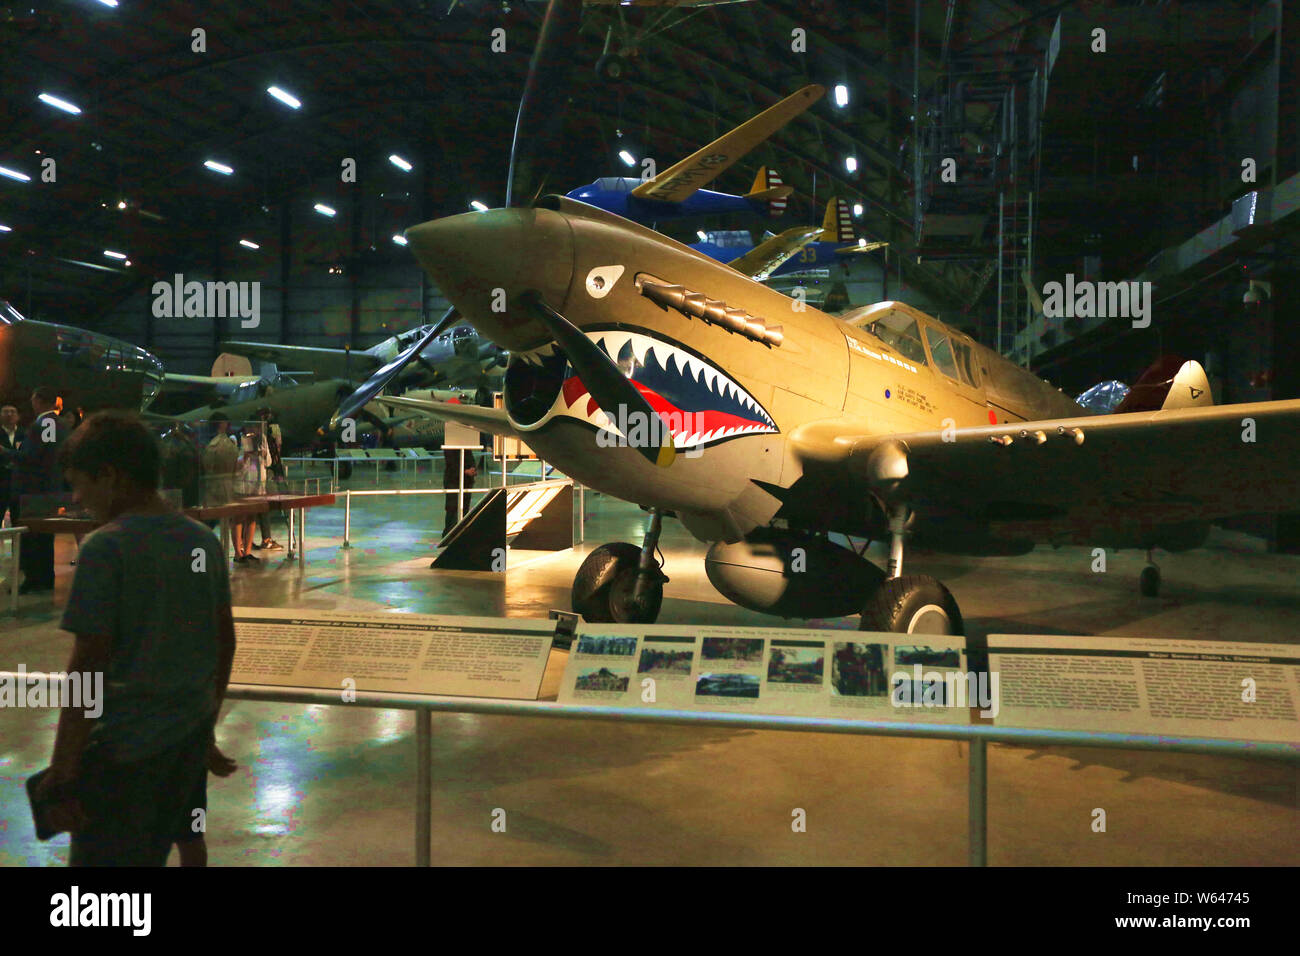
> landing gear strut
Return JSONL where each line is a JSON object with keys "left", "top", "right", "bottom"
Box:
{"left": 860, "top": 502, "right": 963, "bottom": 634}
{"left": 571, "top": 509, "right": 668, "bottom": 623}
{"left": 1140, "top": 550, "right": 1161, "bottom": 597}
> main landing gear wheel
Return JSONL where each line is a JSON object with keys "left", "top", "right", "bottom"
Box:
{"left": 859, "top": 575, "right": 963, "bottom": 635}
{"left": 572, "top": 543, "right": 664, "bottom": 624}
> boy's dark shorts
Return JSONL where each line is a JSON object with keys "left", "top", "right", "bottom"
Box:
{"left": 69, "top": 725, "right": 209, "bottom": 867}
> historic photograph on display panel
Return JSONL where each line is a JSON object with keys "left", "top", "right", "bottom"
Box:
{"left": 895, "top": 645, "right": 962, "bottom": 669}
{"left": 831, "top": 642, "right": 891, "bottom": 699}
{"left": 575, "top": 634, "right": 640, "bottom": 657}
{"left": 699, "top": 637, "right": 766, "bottom": 665}
{"left": 695, "top": 672, "right": 761, "bottom": 700}
{"left": 573, "top": 667, "right": 632, "bottom": 694}
{"left": 637, "top": 636, "right": 696, "bottom": 677}
{"left": 765, "top": 641, "right": 827, "bottom": 690}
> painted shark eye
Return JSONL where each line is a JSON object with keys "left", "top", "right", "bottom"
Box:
{"left": 585, "top": 265, "right": 624, "bottom": 299}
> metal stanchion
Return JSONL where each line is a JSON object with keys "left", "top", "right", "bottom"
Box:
{"left": 969, "top": 739, "right": 988, "bottom": 867}
{"left": 416, "top": 707, "right": 432, "bottom": 867}
{"left": 457, "top": 454, "right": 465, "bottom": 523}
{"left": 578, "top": 485, "right": 585, "bottom": 543}
{"left": 298, "top": 508, "right": 306, "bottom": 570}
{"left": 343, "top": 489, "right": 352, "bottom": 548}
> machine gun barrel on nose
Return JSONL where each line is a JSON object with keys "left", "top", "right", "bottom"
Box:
{"left": 635, "top": 275, "right": 783, "bottom": 348}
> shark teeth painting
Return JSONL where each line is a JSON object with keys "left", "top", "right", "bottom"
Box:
{"left": 511, "top": 327, "right": 778, "bottom": 449}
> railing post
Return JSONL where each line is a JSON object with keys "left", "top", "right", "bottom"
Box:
{"left": 416, "top": 706, "right": 432, "bottom": 867}
{"left": 969, "top": 739, "right": 988, "bottom": 867}
{"left": 343, "top": 489, "right": 352, "bottom": 548}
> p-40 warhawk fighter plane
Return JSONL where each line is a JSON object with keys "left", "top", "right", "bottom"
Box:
{"left": 343, "top": 195, "right": 1300, "bottom": 634}
{"left": 336, "top": 0, "right": 1300, "bottom": 634}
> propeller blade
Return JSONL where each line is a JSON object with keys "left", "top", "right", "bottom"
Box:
{"left": 505, "top": 0, "right": 583, "bottom": 207}
{"left": 332, "top": 307, "right": 459, "bottom": 427}
{"left": 521, "top": 291, "right": 675, "bottom": 468}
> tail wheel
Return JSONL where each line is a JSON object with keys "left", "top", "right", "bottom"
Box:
{"left": 860, "top": 575, "right": 963, "bottom": 635}
{"left": 572, "top": 542, "right": 663, "bottom": 624}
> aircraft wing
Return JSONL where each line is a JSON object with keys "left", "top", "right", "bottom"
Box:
{"left": 630, "top": 85, "right": 824, "bottom": 203}
{"left": 834, "top": 241, "right": 889, "bottom": 255}
{"left": 728, "top": 226, "right": 824, "bottom": 280}
{"left": 370, "top": 394, "right": 518, "bottom": 438}
{"left": 790, "top": 400, "right": 1300, "bottom": 537}
{"left": 164, "top": 373, "right": 260, "bottom": 387}
{"left": 222, "top": 341, "right": 382, "bottom": 380}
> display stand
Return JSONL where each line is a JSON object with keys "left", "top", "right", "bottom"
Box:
{"left": 430, "top": 488, "right": 507, "bottom": 571}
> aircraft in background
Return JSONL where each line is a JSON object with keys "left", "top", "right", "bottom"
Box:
{"left": 568, "top": 167, "right": 790, "bottom": 224}
{"left": 223, "top": 322, "right": 504, "bottom": 389}
{"left": 0, "top": 299, "right": 165, "bottom": 415}
{"left": 562, "top": 85, "right": 822, "bottom": 222}
{"left": 691, "top": 198, "right": 888, "bottom": 281}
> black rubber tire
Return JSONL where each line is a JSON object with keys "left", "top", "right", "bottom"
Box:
{"left": 572, "top": 543, "right": 662, "bottom": 624}
{"left": 1139, "top": 565, "right": 1160, "bottom": 598}
{"left": 859, "top": 575, "right": 963, "bottom": 635}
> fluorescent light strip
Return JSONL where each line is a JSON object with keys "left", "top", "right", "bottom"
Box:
{"left": 103, "top": 249, "right": 127, "bottom": 260}
{"left": 0, "top": 224, "right": 12, "bottom": 232}
{"left": 392, "top": 234, "right": 408, "bottom": 246}
{"left": 469, "top": 200, "right": 488, "bottom": 212}
{"left": 314, "top": 203, "right": 336, "bottom": 217}
{"left": 38, "top": 93, "right": 82, "bottom": 115}
{"left": 204, "top": 160, "right": 234, "bottom": 175}
{"left": 618, "top": 150, "right": 636, "bottom": 167}
{"left": 239, "top": 239, "right": 260, "bottom": 249}
{"left": 389, "top": 154, "right": 412, "bottom": 172}
{"left": 267, "top": 86, "right": 302, "bottom": 109}
{"left": 0, "top": 166, "right": 32, "bottom": 183}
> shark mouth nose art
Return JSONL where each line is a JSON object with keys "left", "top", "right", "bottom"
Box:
{"left": 508, "top": 328, "right": 777, "bottom": 448}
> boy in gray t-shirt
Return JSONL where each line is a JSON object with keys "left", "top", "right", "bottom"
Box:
{"left": 35, "top": 412, "right": 238, "bottom": 866}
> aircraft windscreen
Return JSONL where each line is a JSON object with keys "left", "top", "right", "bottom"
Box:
{"left": 924, "top": 327, "right": 959, "bottom": 380}
{"left": 592, "top": 177, "right": 638, "bottom": 193}
{"left": 868, "top": 313, "right": 927, "bottom": 365}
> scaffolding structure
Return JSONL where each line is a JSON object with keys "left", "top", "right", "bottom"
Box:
{"left": 914, "top": 54, "right": 1043, "bottom": 361}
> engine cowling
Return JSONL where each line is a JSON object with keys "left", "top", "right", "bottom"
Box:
{"left": 705, "top": 531, "right": 885, "bottom": 619}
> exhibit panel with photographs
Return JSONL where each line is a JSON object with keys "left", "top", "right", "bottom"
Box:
{"left": 558, "top": 624, "right": 972, "bottom": 724}
{"left": 229, "top": 608, "right": 554, "bottom": 700}
{"left": 988, "top": 635, "right": 1300, "bottom": 743}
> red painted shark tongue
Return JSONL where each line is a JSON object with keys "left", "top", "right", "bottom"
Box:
{"left": 561, "top": 376, "right": 766, "bottom": 434}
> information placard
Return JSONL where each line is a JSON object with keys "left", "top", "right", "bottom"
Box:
{"left": 231, "top": 608, "right": 554, "bottom": 700}
{"left": 556, "top": 624, "right": 974, "bottom": 724}
{"left": 987, "top": 634, "right": 1300, "bottom": 742}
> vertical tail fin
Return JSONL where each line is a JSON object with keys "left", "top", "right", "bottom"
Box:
{"left": 1113, "top": 358, "right": 1215, "bottom": 414}
{"left": 745, "top": 166, "right": 791, "bottom": 217}
{"left": 819, "top": 197, "right": 855, "bottom": 243}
